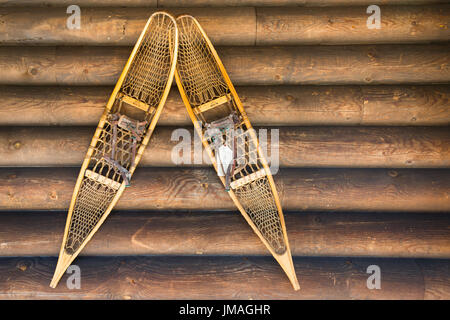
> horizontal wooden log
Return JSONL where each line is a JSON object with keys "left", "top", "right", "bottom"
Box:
{"left": 0, "top": 0, "right": 446, "bottom": 7}
{"left": 256, "top": 6, "right": 450, "bottom": 45}
{"left": 159, "top": 0, "right": 450, "bottom": 6}
{"left": 0, "top": 256, "right": 448, "bottom": 299}
{"left": 1, "top": 85, "right": 449, "bottom": 126}
{"left": 0, "top": 168, "right": 448, "bottom": 212}
{"left": 1, "top": 126, "right": 449, "bottom": 168}
{"left": 0, "top": 7, "right": 255, "bottom": 46}
{"left": 0, "top": 6, "right": 448, "bottom": 45}
{"left": 1, "top": 211, "right": 448, "bottom": 258}
{"left": 0, "top": 45, "right": 448, "bottom": 85}
{"left": 359, "top": 85, "right": 450, "bottom": 126}
{"left": 0, "top": 0, "right": 157, "bottom": 6}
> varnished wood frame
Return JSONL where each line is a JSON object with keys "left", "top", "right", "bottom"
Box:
{"left": 174, "top": 15, "right": 299, "bottom": 290}
{"left": 50, "top": 12, "right": 179, "bottom": 288}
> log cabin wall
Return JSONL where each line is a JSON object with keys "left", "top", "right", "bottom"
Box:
{"left": 0, "top": 0, "right": 448, "bottom": 299}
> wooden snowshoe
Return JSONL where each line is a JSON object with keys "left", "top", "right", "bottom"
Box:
{"left": 50, "top": 12, "right": 178, "bottom": 288}
{"left": 174, "top": 15, "right": 299, "bottom": 290}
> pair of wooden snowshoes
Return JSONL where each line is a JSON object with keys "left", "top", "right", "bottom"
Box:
{"left": 51, "top": 12, "right": 300, "bottom": 291}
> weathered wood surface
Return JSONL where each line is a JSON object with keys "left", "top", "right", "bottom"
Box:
{"left": 0, "top": 168, "right": 448, "bottom": 212}
{"left": 1, "top": 211, "right": 448, "bottom": 258}
{"left": 0, "top": 256, "right": 448, "bottom": 299}
{"left": 0, "top": 0, "right": 157, "bottom": 6}
{"left": 0, "top": 0, "right": 446, "bottom": 7}
{"left": 0, "top": 7, "right": 256, "bottom": 46}
{"left": 159, "top": 0, "right": 450, "bottom": 6}
{"left": 256, "top": 6, "right": 450, "bottom": 45}
{"left": 1, "top": 85, "right": 448, "bottom": 126}
{"left": 1, "top": 6, "right": 448, "bottom": 45}
{"left": 1, "top": 126, "right": 448, "bottom": 168}
{"left": 0, "top": 45, "right": 448, "bottom": 85}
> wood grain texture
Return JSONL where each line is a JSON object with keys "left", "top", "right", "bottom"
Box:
{"left": 0, "top": 0, "right": 446, "bottom": 7}
{"left": 0, "top": 211, "right": 448, "bottom": 258}
{"left": 1, "top": 126, "right": 448, "bottom": 168}
{"left": 360, "top": 85, "right": 450, "bottom": 126}
{"left": 0, "top": 168, "right": 448, "bottom": 212}
{"left": 159, "top": 0, "right": 450, "bottom": 6}
{"left": 221, "top": 45, "right": 450, "bottom": 85}
{"left": 1, "top": 85, "right": 448, "bottom": 126}
{"left": 256, "top": 6, "right": 450, "bottom": 45}
{"left": 0, "top": 7, "right": 256, "bottom": 46}
{"left": 0, "top": 0, "right": 448, "bottom": 301}
{"left": 0, "top": 6, "right": 448, "bottom": 45}
{"left": 0, "top": 0, "right": 156, "bottom": 6}
{"left": 0, "top": 45, "right": 448, "bottom": 85}
{"left": 0, "top": 256, "right": 448, "bottom": 299}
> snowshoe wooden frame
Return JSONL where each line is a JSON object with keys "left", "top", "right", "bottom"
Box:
{"left": 50, "top": 12, "right": 178, "bottom": 288}
{"left": 174, "top": 15, "right": 299, "bottom": 290}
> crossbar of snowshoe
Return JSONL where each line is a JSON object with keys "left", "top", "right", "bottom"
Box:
{"left": 230, "top": 168, "right": 267, "bottom": 190}
{"left": 194, "top": 94, "right": 231, "bottom": 114}
{"left": 84, "top": 169, "right": 121, "bottom": 190}
{"left": 118, "top": 92, "right": 155, "bottom": 113}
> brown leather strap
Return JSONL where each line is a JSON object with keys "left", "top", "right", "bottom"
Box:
{"left": 103, "top": 155, "right": 131, "bottom": 187}
{"left": 131, "top": 137, "right": 137, "bottom": 168}
{"left": 231, "top": 134, "right": 237, "bottom": 175}
{"left": 205, "top": 112, "right": 241, "bottom": 191}
{"left": 111, "top": 120, "right": 118, "bottom": 159}
{"left": 224, "top": 161, "right": 232, "bottom": 191}
{"left": 105, "top": 112, "right": 147, "bottom": 186}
